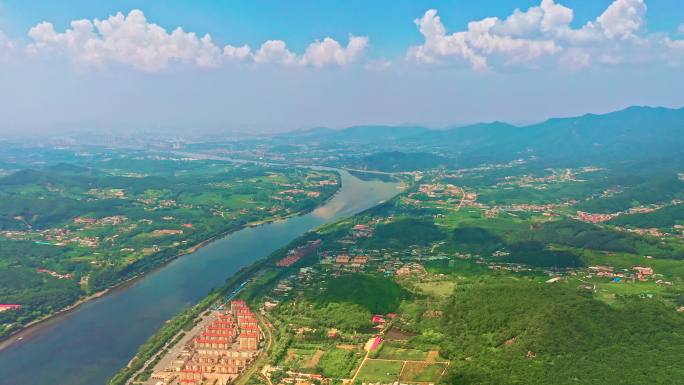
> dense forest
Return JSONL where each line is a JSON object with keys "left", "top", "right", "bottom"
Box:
{"left": 438, "top": 281, "right": 684, "bottom": 385}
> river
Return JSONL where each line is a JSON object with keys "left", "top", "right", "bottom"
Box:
{"left": 0, "top": 169, "right": 401, "bottom": 385}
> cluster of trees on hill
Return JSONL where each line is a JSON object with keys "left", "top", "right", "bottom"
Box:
{"left": 317, "top": 273, "right": 408, "bottom": 315}
{"left": 345, "top": 151, "right": 454, "bottom": 172}
{"left": 610, "top": 204, "right": 684, "bottom": 228}
{"left": 368, "top": 217, "right": 445, "bottom": 249}
{"left": 578, "top": 173, "right": 684, "bottom": 213}
{"left": 356, "top": 214, "right": 652, "bottom": 268}
{"left": 438, "top": 281, "right": 684, "bottom": 385}
{"left": 270, "top": 273, "right": 408, "bottom": 333}
{"left": 451, "top": 227, "right": 504, "bottom": 255}
{"left": 503, "top": 240, "right": 583, "bottom": 268}
{"left": 0, "top": 268, "right": 81, "bottom": 336}
{"left": 530, "top": 219, "right": 637, "bottom": 253}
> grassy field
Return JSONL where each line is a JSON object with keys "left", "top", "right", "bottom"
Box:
{"left": 317, "top": 348, "right": 362, "bottom": 378}
{"left": 356, "top": 359, "right": 404, "bottom": 383}
{"left": 594, "top": 280, "right": 668, "bottom": 305}
{"left": 415, "top": 280, "right": 456, "bottom": 297}
{"left": 376, "top": 345, "right": 428, "bottom": 361}
{"left": 399, "top": 362, "right": 448, "bottom": 383}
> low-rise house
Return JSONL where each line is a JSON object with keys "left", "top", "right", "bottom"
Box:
{"left": 589, "top": 265, "right": 615, "bottom": 277}
{"left": 335, "top": 254, "right": 350, "bottom": 265}
{"left": 633, "top": 266, "right": 654, "bottom": 281}
{"left": 351, "top": 255, "right": 369, "bottom": 265}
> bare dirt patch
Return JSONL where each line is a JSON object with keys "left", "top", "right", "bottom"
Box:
{"left": 305, "top": 350, "right": 325, "bottom": 368}
{"left": 336, "top": 344, "right": 360, "bottom": 350}
{"left": 386, "top": 327, "right": 417, "bottom": 341}
{"left": 426, "top": 350, "right": 440, "bottom": 363}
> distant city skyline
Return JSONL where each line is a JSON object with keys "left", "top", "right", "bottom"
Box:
{"left": 1, "top": 0, "right": 683, "bottom": 135}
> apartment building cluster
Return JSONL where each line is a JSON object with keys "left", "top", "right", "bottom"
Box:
{"left": 152, "top": 301, "right": 262, "bottom": 385}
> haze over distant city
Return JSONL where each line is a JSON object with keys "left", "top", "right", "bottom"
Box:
{"left": 1, "top": 0, "right": 683, "bottom": 136}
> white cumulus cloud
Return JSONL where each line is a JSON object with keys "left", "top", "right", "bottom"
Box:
{"left": 408, "top": 0, "right": 682, "bottom": 71}
{"left": 408, "top": 8, "right": 559, "bottom": 71}
{"left": 301, "top": 35, "right": 368, "bottom": 68}
{"left": 225, "top": 35, "right": 368, "bottom": 68}
{"left": 595, "top": 0, "right": 646, "bottom": 39}
{"left": 25, "top": 9, "right": 369, "bottom": 71}
{"left": 253, "top": 40, "right": 298, "bottom": 66}
{"left": 223, "top": 44, "right": 252, "bottom": 61}
{"left": 27, "top": 10, "right": 222, "bottom": 71}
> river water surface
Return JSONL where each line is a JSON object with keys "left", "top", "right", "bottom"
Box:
{"left": 0, "top": 169, "right": 400, "bottom": 385}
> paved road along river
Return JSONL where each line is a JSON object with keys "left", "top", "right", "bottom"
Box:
{"left": 0, "top": 169, "right": 401, "bottom": 385}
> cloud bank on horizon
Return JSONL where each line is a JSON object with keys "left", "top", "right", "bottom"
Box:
{"left": 1, "top": 0, "right": 682, "bottom": 72}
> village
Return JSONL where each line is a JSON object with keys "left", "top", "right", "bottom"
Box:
{"left": 267, "top": 216, "right": 672, "bottom": 306}
{"left": 232, "top": 205, "right": 678, "bottom": 385}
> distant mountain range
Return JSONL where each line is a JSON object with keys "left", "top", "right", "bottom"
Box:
{"left": 283, "top": 125, "right": 431, "bottom": 141}
{"left": 290, "top": 106, "right": 684, "bottom": 170}
{"left": 426, "top": 105, "right": 684, "bottom": 166}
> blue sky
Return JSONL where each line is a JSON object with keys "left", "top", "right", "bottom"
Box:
{"left": 0, "top": 0, "right": 683, "bottom": 135}
{"left": 4, "top": 1, "right": 683, "bottom": 54}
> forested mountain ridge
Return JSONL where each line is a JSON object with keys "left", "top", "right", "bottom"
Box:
{"left": 405, "top": 105, "right": 684, "bottom": 167}
{"left": 294, "top": 106, "right": 684, "bottom": 170}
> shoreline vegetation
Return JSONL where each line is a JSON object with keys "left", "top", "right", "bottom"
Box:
{"left": 0, "top": 169, "right": 343, "bottom": 349}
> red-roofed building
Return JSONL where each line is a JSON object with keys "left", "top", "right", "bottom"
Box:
{"left": 179, "top": 369, "right": 202, "bottom": 382}
{"left": 214, "top": 320, "right": 235, "bottom": 327}
{"left": 237, "top": 308, "right": 254, "bottom": 316}
{"left": 335, "top": 254, "right": 350, "bottom": 265}
{"left": 176, "top": 304, "right": 262, "bottom": 385}
{"left": 371, "top": 315, "right": 386, "bottom": 324}
{"left": 231, "top": 300, "right": 246, "bottom": 312}
{"left": 0, "top": 304, "right": 21, "bottom": 312}
{"left": 206, "top": 326, "right": 236, "bottom": 337}
{"left": 239, "top": 317, "right": 258, "bottom": 326}
{"left": 276, "top": 254, "right": 301, "bottom": 267}
{"left": 239, "top": 332, "right": 260, "bottom": 350}
{"left": 634, "top": 266, "right": 655, "bottom": 281}
{"left": 352, "top": 255, "right": 369, "bottom": 265}
{"left": 195, "top": 336, "right": 232, "bottom": 350}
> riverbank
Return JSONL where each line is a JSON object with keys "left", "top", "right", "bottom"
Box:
{"left": 0, "top": 169, "right": 401, "bottom": 385}
{"left": 0, "top": 177, "right": 342, "bottom": 351}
